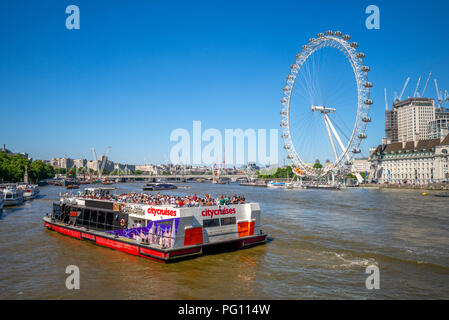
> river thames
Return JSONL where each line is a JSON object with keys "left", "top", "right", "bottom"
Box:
{"left": 0, "top": 182, "right": 448, "bottom": 299}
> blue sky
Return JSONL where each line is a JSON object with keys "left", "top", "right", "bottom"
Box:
{"left": 0, "top": 0, "right": 448, "bottom": 165}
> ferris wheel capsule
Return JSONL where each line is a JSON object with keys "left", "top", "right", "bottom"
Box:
{"left": 281, "top": 98, "right": 287, "bottom": 103}
{"left": 280, "top": 110, "right": 287, "bottom": 115}
{"left": 358, "top": 133, "right": 367, "bottom": 139}
{"left": 364, "top": 82, "right": 373, "bottom": 88}
{"left": 357, "top": 52, "right": 365, "bottom": 59}
{"left": 352, "top": 148, "right": 361, "bottom": 154}
{"left": 302, "top": 45, "right": 308, "bottom": 50}
{"left": 325, "top": 30, "right": 333, "bottom": 36}
{"left": 317, "top": 33, "right": 324, "bottom": 38}
{"left": 362, "top": 116, "right": 371, "bottom": 122}
{"left": 364, "top": 99, "right": 373, "bottom": 105}
{"left": 283, "top": 86, "right": 290, "bottom": 91}
{"left": 334, "top": 31, "right": 342, "bottom": 36}
{"left": 342, "top": 35, "right": 351, "bottom": 40}
{"left": 309, "top": 38, "right": 316, "bottom": 43}
{"left": 350, "top": 42, "right": 359, "bottom": 48}
{"left": 361, "top": 66, "right": 370, "bottom": 72}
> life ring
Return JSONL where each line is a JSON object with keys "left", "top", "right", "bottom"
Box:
{"left": 120, "top": 219, "right": 125, "bottom": 227}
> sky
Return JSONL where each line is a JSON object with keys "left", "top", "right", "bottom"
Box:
{"left": 0, "top": 0, "right": 448, "bottom": 166}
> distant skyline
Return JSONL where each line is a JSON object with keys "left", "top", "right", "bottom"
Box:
{"left": 1, "top": 0, "right": 448, "bottom": 165}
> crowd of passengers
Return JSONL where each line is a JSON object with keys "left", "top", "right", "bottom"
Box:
{"left": 73, "top": 192, "right": 246, "bottom": 207}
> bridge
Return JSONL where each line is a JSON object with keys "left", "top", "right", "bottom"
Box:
{"left": 101, "top": 174, "right": 249, "bottom": 182}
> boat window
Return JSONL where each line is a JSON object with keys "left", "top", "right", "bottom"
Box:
{"left": 98, "top": 211, "right": 106, "bottom": 229}
{"left": 203, "top": 218, "right": 220, "bottom": 227}
{"left": 105, "top": 212, "right": 114, "bottom": 230}
{"left": 82, "top": 209, "right": 90, "bottom": 226}
{"left": 221, "top": 217, "right": 236, "bottom": 225}
{"left": 90, "top": 210, "right": 98, "bottom": 228}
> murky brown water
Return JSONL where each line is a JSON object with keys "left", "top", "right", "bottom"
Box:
{"left": 0, "top": 183, "right": 448, "bottom": 299}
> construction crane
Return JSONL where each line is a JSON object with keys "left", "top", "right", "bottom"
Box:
{"left": 421, "top": 71, "right": 432, "bottom": 97}
{"left": 398, "top": 77, "right": 410, "bottom": 101}
{"left": 413, "top": 76, "right": 421, "bottom": 97}
{"left": 435, "top": 79, "right": 443, "bottom": 107}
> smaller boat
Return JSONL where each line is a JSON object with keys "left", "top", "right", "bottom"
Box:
{"left": 17, "top": 184, "right": 40, "bottom": 200}
{"left": 1, "top": 187, "right": 24, "bottom": 206}
{"left": 66, "top": 184, "right": 79, "bottom": 190}
{"left": 142, "top": 183, "right": 178, "bottom": 191}
{"left": 434, "top": 193, "right": 449, "bottom": 197}
{"left": 267, "top": 181, "right": 286, "bottom": 189}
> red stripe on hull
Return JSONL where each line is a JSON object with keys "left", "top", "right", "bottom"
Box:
{"left": 81, "top": 232, "right": 95, "bottom": 241}
{"left": 95, "top": 236, "right": 139, "bottom": 256}
{"left": 139, "top": 246, "right": 167, "bottom": 258}
{"left": 169, "top": 247, "right": 201, "bottom": 257}
{"left": 52, "top": 225, "right": 81, "bottom": 239}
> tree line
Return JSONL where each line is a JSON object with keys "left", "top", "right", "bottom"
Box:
{"left": 0, "top": 152, "right": 55, "bottom": 183}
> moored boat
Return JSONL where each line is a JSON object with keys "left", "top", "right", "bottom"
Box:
{"left": 267, "top": 181, "right": 286, "bottom": 189}
{"left": 142, "top": 183, "right": 177, "bottom": 191}
{"left": 0, "top": 186, "right": 24, "bottom": 206}
{"left": 17, "top": 184, "right": 40, "bottom": 200}
{"left": 43, "top": 187, "right": 267, "bottom": 262}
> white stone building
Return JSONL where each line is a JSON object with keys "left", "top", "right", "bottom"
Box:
{"left": 369, "top": 130, "right": 449, "bottom": 184}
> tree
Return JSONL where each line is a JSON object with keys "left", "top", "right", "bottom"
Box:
{"left": 29, "top": 160, "right": 55, "bottom": 182}
{"left": 0, "top": 153, "right": 32, "bottom": 182}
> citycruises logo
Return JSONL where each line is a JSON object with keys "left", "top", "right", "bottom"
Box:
{"left": 202, "top": 207, "right": 236, "bottom": 219}
{"left": 148, "top": 207, "right": 177, "bottom": 217}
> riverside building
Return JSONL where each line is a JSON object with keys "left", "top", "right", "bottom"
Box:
{"left": 369, "top": 129, "right": 449, "bottom": 184}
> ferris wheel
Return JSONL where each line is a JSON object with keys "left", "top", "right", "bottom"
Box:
{"left": 280, "top": 31, "right": 372, "bottom": 182}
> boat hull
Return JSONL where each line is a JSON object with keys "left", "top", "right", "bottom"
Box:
{"left": 4, "top": 198, "right": 24, "bottom": 206}
{"left": 43, "top": 217, "right": 267, "bottom": 262}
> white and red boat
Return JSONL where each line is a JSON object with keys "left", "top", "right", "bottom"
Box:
{"left": 43, "top": 188, "right": 267, "bottom": 262}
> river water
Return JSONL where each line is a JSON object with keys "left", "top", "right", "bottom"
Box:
{"left": 0, "top": 182, "right": 448, "bottom": 299}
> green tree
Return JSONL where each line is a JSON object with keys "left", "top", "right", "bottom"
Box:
{"left": 0, "top": 153, "right": 31, "bottom": 182}
{"left": 29, "top": 160, "right": 55, "bottom": 182}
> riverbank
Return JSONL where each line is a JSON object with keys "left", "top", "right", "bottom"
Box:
{"left": 359, "top": 183, "right": 449, "bottom": 191}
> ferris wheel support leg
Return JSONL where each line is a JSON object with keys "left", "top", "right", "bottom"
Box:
{"left": 323, "top": 115, "right": 338, "bottom": 162}
{"left": 324, "top": 114, "right": 364, "bottom": 184}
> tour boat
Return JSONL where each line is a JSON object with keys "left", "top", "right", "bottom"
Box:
{"left": 0, "top": 191, "right": 4, "bottom": 212}
{"left": 142, "top": 183, "right": 177, "bottom": 191}
{"left": 43, "top": 187, "right": 267, "bottom": 262}
{"left": 267, "top": 181, "right": 286, "bottom": 189}
{"left": 17, "top": 184, "right": 40, "bottom": 200}
{"left": 1, "top": 187, "right": 24, "bottom": 206}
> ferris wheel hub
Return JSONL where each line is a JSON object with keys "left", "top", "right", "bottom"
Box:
{"left": 311, "top": 105, "right": 336, "bottom": 113}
